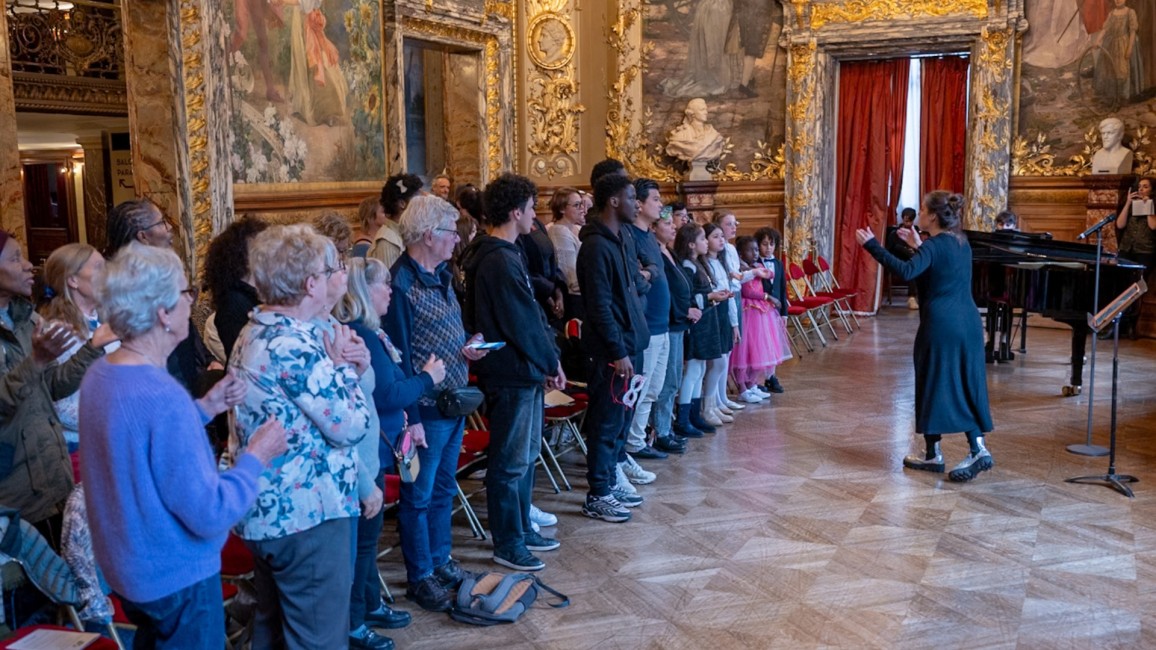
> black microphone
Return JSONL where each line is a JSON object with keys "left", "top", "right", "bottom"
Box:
{"left": 1078, "top": 213, "right": 1116, "bottom": 240}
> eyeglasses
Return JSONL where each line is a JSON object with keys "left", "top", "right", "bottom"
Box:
{"left": 180, "top": 286, "right": 199, "bottom": 302}
{"left": 434, "top": 227, "right": 459, "bottom": 238}
{"left": 567, "top": 201, "right": 584, "bottom": 208}
{"left": 143, "top": 216, "right": 173, "bottom": 232}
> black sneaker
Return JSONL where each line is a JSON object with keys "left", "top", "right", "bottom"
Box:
{"left": 948, "top": 449, "right": 994, "bottom": 482}
{"left": 493, "top": 547, "right": 545, "bottom": 571}
{"left": 581, "top": 494, "right": 631, "bottom": 522}
{"left": 524, "top": 531, "right": 561, "bottom": 552}
{"left": 433, "top": 557, "right": 474, "bottom": 591}
{"left": 349, "top": 628, "right": 395, "bottom": 650}
{"left": 766, "top": 376, "right": 785, "bottom": 394}
{"left": 631, "top": 444, "right": 669, "bottom": 460}
{"left": 405, "top": 575, "right": 452, "bottom": 612}
{"left": 654, "top": 434, "right": 687, "bottom": 454}
{"left": 611, "top": 487, "right": 644, "bottom": 508}
{"left": 364, "top": 601, "right": 411, "bottom": 629}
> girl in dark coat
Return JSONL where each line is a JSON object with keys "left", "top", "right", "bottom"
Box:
{"left": 856, "top": 191, "right": 995, "bottom": 482}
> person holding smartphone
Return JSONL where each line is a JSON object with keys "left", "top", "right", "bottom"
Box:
{"left": 1114, "top": 177, "right": 1156, "bottom": 337}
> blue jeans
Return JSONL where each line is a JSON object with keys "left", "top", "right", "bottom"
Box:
{"left": 652, "top": 331, "right": 684, "bottom": 436}
{"left": 120, "top": 573, "right": 223, "bottom": 650}
{"left": 350, "top": 475, "right": 385, "bottom": 630}
{"left": 483, "top": 385, "right": 544, "bottom": 554}
{"left": 399, "top": 416, "right": 464, "bottom": 583}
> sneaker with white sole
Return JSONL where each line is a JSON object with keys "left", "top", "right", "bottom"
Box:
{"left": 529, "top": 504, "right": 558, "bottom": 528}
{"left": 739, "top": 388, "right": 765, "bottom": 404}
{"left": 620, "top": 455, "right": 656, "bottom": 484}
{"left": 611, "top": 487, "right": 644, "bottom": 507}
{"left": 582, "top": 494, "right": 632, "bottom": 522}
{"left": 615, "top": 464, "right": 640, "bottom": 494}
{"left": 493, "top": 547, "right": 545, "bottom": 571}
{"left": 752, "top": 385, "right": 772, "bottom": 397}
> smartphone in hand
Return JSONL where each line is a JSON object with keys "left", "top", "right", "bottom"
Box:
{"left": 467, "top": 341, "right": 506, "bottom": 351}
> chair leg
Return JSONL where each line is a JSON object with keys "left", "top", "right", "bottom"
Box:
{"left": 537, "top": 452, "right": 562, "bottom": 494}
{"left": 456, "top": 481, "right": 487, "bottom": 540}
{"left": 540, "top": 438, "right": 571, "bottom": 491}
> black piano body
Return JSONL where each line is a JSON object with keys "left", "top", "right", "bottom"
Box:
{"left": 967, "top": 229, "right": 1146, "bottom": 394}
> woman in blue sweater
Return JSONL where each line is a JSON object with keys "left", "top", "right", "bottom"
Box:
{"left": 335, "top": 257, "right": 444, "bottom": 649}
{"left": 79, "top": 243, "right": 286, "bottom": 648}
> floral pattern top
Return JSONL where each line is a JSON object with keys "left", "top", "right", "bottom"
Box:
{"left": 229, "top": 309, "right": 372, "bottom": 541}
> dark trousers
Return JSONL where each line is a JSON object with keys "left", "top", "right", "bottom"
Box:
{"left": 246, "top": 517, "right": 353, "bottom": 650}
{"left": 120, "top": 573, "right": 224, "bottom": 650}
{"left": 483, "top": 385, "right": 544, "bottom": 554}
{"left": 584, "top": 356, "right": 639, "bottom": 496}
{"left": 350, "top": 476, "right": 385, "bottom": 630}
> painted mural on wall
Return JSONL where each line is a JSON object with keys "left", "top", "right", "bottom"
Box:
{"left": 225, "top": 0, "right": 385, "bottom": 184}
{"left": 641, "top": 0, "right": 786, "bottom": 171}
{"left": 1019, "top": 0, "right": 1156, "bottom": 170}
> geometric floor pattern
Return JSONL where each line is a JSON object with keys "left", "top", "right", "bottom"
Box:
{"left": 382, "top": 308, "right": 1156, "bottom": 649}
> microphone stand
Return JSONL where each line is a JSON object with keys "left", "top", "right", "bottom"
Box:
{"left": 1067, "top": 213, "right": 1114, "bottom": 457}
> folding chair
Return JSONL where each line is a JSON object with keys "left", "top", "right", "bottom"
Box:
{"left": 786, "top": 263, "right": 839, "bottom": 344}
{"left": 455, "top": 426, "right": 490, "bottom": 540}
{"left": 813, "top": 255, "right": 862, "bottom": 329}
{"left": 802, "top": 257, "right": 856, "bottom": 333}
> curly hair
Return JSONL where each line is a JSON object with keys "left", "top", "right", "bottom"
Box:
{"left": 381, "top": 173, "right": 424, "bottom": 218}
{"left": 313, "top": 211, "right": 353, "bottom": 254}
{"left": 455, "top": 184, "right": 484, "bottom": 222}
{"left": 205, "top": 214, "right": 268, "bottom": 312}
{"left": 593, "top": 173, "right": 633, "bottom": 211}
{"left": 104, "top": 198, "right": 161, "bottom": 256}
{"left": 483, "top": 173, "right": 538, "bottom": 227}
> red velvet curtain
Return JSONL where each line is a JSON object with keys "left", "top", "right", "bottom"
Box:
{"left": 920, "top": 56, "right": 970, "bottom": 198}
{"left": 834, "top": 58, "right": 910, "bottom": 312}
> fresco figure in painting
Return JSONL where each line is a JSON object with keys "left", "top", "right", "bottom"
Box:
{"left": 734, "top": 0, "right": 775, "bottom": 98}
{"left": 288, "top": 0, "right": 350, "bottom": 127}
{"left": 231, "top": 0, "right": 284, "bottom": 102}
{"left": 659, "top": 0, "right": 734, "bottom": 98}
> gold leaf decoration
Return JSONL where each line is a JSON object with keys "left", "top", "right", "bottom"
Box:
{"left": 810, "top": 0, "right": 987, "bottom": 29}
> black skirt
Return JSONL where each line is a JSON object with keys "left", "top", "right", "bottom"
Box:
{"left": 686, "top": 302, "right": 723, "bottom": 360}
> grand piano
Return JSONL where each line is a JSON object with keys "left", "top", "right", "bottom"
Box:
{"left": 967, "top": 229, "right": 1146, "bottom": 395}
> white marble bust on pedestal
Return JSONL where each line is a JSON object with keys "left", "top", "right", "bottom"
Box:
{"left": 1092, "top": 117, "right": 1134, "bottom": 175}
{"left": 665, "top": 98, "right": 725, "bottom": 180}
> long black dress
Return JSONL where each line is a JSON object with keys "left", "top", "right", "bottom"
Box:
{"left": 865, "top": 233, "right": 993, "bottom": 435}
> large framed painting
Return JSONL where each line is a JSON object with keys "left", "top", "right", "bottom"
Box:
{"left": 1019, "top": 0, "right": 1156, "bottom": 168}
{"left": 641, "top": 0, "right": 787, "bottom": 171}
{"left": 225, "top": 0, "right": 385, "bottom": 190}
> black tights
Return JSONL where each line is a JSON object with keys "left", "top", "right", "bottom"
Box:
{"left": 923, "top": 431, "right": 983, "bottom": 459}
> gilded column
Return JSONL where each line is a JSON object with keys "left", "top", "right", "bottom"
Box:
{"left": 783, "top": 40, "right": 834, "bottom": 264}
{"left": 382, "top": 3, "right": 406, "bottom": 176}
{"left": 522, "top": 0, "right": 585, "bottom": 180}
{"left": 76, "top": 136, "right": 109, "bottom": 251}
{"left": 0, "top": 8, "right": 25, "bottom": 240}
{"left": 963, "top": 26, "right": 1014, "bottom": 232}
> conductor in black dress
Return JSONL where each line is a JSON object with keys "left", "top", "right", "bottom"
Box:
{"left": 855, "top": 191, "right": 995, "bottom": 482}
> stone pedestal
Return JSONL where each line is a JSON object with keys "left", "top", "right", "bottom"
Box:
{"left": 1083, "top": 174, "right": 1129, "bottom": 253}
{"left": 688, "top": 160, "right": 712, "bottom": 181}
{"left": 0, "top": 8, "right": 25, "bottom": 240}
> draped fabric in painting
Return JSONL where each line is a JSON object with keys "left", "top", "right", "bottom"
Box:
{"left": 834, "top": 58, "right": 910, "bottom": 313}
{"left": 920, "top": 56, "right": 970, "bottom": 198}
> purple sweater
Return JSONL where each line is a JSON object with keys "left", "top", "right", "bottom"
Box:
{"left": 78, "top": 359, "right": 264, "bottom": 603}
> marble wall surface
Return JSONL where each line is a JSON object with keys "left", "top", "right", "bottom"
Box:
{"left": 0, "top": 9, "right": 25, "bottom": 240}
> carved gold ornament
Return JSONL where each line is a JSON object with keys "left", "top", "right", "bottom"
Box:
{"left": 527, "top": 13, "right": 574, "bottom": 70}
{"left": 180, "top": 0, "right": 212, "bottom": 272}
{"left": 809, "top": 0, "right": 988, "bottom": 29}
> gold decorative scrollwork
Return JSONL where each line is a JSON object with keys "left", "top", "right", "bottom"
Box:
{"left": 809, "top": 0, "right": 987, "bottom": 29}
{"left": 527, "top": 71, "right": 585, "bottom": 156}
{"left": 6, "top": 0, "right": 124, "bottom": 77}
{"left": 783, "top": 40, "right": 819, "bottom": 261}
{"left": 1011, "top": 130, "right": 1094, "bottom": 176}
{"left": 524, "top": 3, "right": 584, "bottom": 178}
{"left": 963, "top": 26, "right": 1013, "bottom": 231}
{"left": 179, "top": 0, "right": 212, "bottom": 272}
{"left": 527, "top": 13, "right": 574, "bottom": 70}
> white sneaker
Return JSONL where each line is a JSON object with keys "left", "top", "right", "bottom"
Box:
{"left": 752, "top": 385, "right": 772, "bottom": 397}
{"left": 740, "top": 388, "right": 765, "bottom": 404}
{"left": 620, "top": 455, "right": 657, "bottom": 485}
{"left": 907, "top": 296, "right": 919, "bottom": 310}
{"left": 614, "top": 464, "right": 640, "bottom": 494}
{"left": 529, "top": 504, "right": 558, "bottom": 528}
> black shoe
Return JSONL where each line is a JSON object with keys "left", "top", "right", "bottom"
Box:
{"left": 654, "top": 434, "right": 687, "bottom": 454}
{"left": 349, "top": 628, "right": 394, "bottom": 650}
{"left": 766, "top": 376, "right": 785, "bottom": 394}
{"left": 737, "top": 83, "right": 757, "bottom": 98}
{"left": 631, "top": 444, "right": 669, "bottom": 460}
{"left": 364, "top": 602, "right": 412, "bottom": 629}
{"left": 493, "top": 547, "right": 546, "bottom": 571}
{"left": 405, "top": 575, "right": 452, "bottom": 612}
{"left": 433, "top": 557, "right": 474, "bottom": 591}
{"left": 524, "top": 530, "right": 561, "bottom": 552}
{"left": 948, "top": 449, "right": 994, "bottom": 482}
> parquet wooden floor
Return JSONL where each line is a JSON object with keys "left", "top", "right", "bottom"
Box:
{"left": 380, "top": 309, "right": 1156, "bottom": 649}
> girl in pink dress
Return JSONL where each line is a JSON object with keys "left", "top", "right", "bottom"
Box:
{"left": 731, "top": 236, "right": 792, "bottom": 402}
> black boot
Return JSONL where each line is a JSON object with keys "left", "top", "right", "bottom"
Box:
{"left": 674, "top": 402, "right": 705, "bottom": 438}
{"left": 766, "top": 375, "right": 785, "bottom": 394}
{"left": 688, "top": 398, "right": 716, "bottom": 434}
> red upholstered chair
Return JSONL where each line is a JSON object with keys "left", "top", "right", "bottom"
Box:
{"left": 455, "top": 427, "right": 490, "bottom": 539}
{"left": 813, "top": 255, "right": 861, "bottom": 329}
{"left": 785, "top": 303, "right": 814, "bottom": 354}
{"left": 787, "top": 263, "right": 839, "bottom": 345}
{"left": 802, "top": 257, "right": 857, "bottom": 333}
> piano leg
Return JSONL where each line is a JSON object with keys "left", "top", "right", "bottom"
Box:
{"left": 1017, "top": 308, "right": 1029, "bottom": 353}
{"left": 985, "top": 301, "right": 1015, "bottom": 363}
{"left": 1064, "top": 322, "right": 1088, "bottom": 397}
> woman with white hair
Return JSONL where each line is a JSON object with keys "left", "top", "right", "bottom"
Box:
{"left": 383, "top": 195, "right": 490, "bottom": 612}
{"left": 230, "top": 224, "right": 374, "bottom": 648}
{"left": 79, "top": 242, "right": 286, "bottom": 646}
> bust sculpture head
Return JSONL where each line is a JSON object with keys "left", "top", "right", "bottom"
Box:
{"left": 665, "top": 98, "right": 725, "bottom": 164}
{"left": 1092, "top": 117, "right": 1133, "bottom": 174}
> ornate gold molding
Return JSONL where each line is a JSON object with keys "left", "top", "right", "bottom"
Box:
{"left": 962, "top": 26, "right": 1013, "bottom": 230}
{"left": 12, "top": 72, "right": 127, "bottom": 115}
{"left": 179, "top": 0, "right": 212, "bottom": 273}
{"left": 1012, "top": 125, "right": 1152, "bottom": 177}
{"left": 783, "top": 40, "right": 819, "bottom": 261}
{"left": 810, "top": 0, "right": 988, "bottom": 29}
{"left": 525, "top": 2, "right": 584, "bottom": 179}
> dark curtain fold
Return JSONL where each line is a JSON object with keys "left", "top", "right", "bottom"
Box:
{"left": 834, "top": 58, "right": 910, "bottom": 312}
{"left": 920, "top": 55, "right": 970, "bottom": 198}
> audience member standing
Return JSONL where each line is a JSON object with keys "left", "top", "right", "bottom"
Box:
{"left": 372, "top": 174, "right": 424, "bottom": 270}
{"left": 352, "top": 196, "right": 386, "bottom": 258}
{"left": 463, "top": 173, "right": 565, "bottom": 571}
{"left": 546, "top": 187, "right": 587, "bottom": 321}
{"left": 577, "top": 173, "right": 649, "bottom": 522}
{"left": 204, "top": 215, "right": 268, "bottom": 363}
{"left": 651, "top": 209, "right": 701, "bottom": 446}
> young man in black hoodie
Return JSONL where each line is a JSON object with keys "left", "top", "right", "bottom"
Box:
{"left": 577, "top": 173, "right": 650, "bottom": 522}
{"left": 461, "top": 173, "right": 566, "bottom": 571}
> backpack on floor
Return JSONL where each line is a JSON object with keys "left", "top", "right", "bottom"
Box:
{"left": 449, "top": 571, "right": 570, "bottom": 625}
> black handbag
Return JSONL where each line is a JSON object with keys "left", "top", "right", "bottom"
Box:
{"left": 436, "top": 386, "right": 484, "bottom": 418}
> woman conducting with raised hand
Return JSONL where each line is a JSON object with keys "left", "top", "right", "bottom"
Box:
{"left": 855, "top": 191, "right": 994, "bottom": 482}
{"left": 80, "top": 242, "right": 286, "bottom": 646}
{"left": 335, "top": 257, "right": 445, "bottom": 650}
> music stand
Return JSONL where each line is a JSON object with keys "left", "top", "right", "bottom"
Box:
{"left": 1067, "top": 212, "right": 1116, "bottom": 456}
{"left": 1065, "top": 279, "right": 1148, "bottom": 497}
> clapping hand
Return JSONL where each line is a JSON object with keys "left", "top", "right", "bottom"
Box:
{"left": 198, "top": 369, "right": 248, "bottom": 418}
{"left": 31, "top": 320, "right": 78, "bottom": 365}
{"left": 854, "top": 228, "right": 875, "bottom": 246}
{"left": 898, "top": 227, "right": 922, "bottom": 249}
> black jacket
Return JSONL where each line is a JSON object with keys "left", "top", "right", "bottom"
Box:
{"left": 461, "top": 235, "right": 560, "bottom": 386}
{"left": 214, "top": 281, "right": 260, "bottom": 362}
{"left": 576, "top": 220, "right": 649, "bottom": 361}
{"left": 664, "top": 253, "right": 694, "bottom": 333}
{"left": 760, "top": 257, "right": 789, "bottom": 317}
{"left": 517, "top": 219, "right": 566, "bottom": 313}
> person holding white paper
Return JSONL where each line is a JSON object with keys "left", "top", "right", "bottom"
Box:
{"left": 1114, "top": 176, "right": 1156, "bottom": 336}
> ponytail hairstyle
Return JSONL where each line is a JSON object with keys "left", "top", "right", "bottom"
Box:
{"left": 922, "top": 190, "right": 965, "bottom": 241}
{"left": 674, "top": 223, "right": 711, "bottom": 287}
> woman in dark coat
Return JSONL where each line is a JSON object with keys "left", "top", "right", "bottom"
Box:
{"left": 856, "top": 190, "right": 994, "bottom": 482}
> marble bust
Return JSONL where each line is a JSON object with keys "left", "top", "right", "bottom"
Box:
{"left": 665, "top": 98, "right": 726, "bottom": 165}
{"left": 1092, "top": 117, "right": 1134, "bottom": 175}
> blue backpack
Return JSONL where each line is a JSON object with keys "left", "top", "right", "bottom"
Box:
{"left": 449, "top": 572, "right": 569, "bottom": 625}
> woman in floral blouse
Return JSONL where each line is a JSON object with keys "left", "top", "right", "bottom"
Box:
{"left": 230, "top": 224, "right": 374, "bottom": 649}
